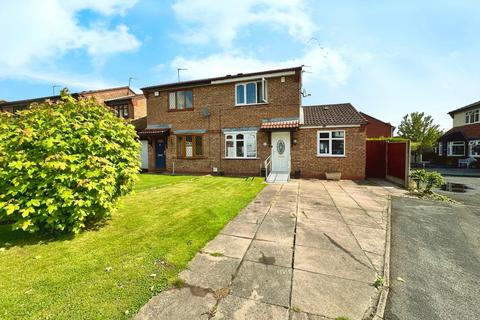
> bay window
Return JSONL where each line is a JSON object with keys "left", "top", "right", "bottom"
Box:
{"left": 447, "top": 141, "right": 465, "bottom": 156}
{"left": 225, "top": 132, "right": 257, "bottom": 158}
{"left": 177, "top": 135, "right": 203, "bottom": 158}
{"left": 317, "top": 130, "right": 345, "bottom": 156}
{"left": 235, "top": 79, "right": 267, "bottom": 105}
{"left": 169, "top": 90, "right": 193, "bottom": 110}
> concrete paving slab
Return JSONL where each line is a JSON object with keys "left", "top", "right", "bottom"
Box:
{"left": 203, "top": 234, "right": 252, "bottom": 259}
{"left": 134, "top": 287, "right": 215, "bottom": 320}
{"left": 350, "top": 226, "right": 386, "bottom": 256}
{"left": 215, "top": 294, "right": 289, "bottom": 320}
{"left": 231, "top": 261, "right": 292, "bottom": 307}
{"left": 221, "top": 220, "right": 259, "bottom": 238}
{"left": 296, "top": 219, "right": 350, "bottom": 234}
{"left": 180, "top": 253, "right": 240, "bottom": 290}
{"left": 291, "top": 270, "right": 376, "bottom": 319}
{"left": 298, "top": 207, "right": 343, "bottom": 222}
{"left": 255, "top": 219, "right": 294, "bottom": 244}
{"left": 289, "top": 311, "right": 330, "bottom": 320}
{"left": 244, "top": 239, "right": 293, "bottom": 268}
{"left": 338, "top": 207, "right": 383, "bottom": 229}
{"left": 296, "top": 225, "right": 361, "bottom": 253}
{"left": 365, "top": 251, "right": 384, "bottom": 274}
{"left": 232, "top": 211, "right": 265, "bottom": 224}
{"left": 294, "top": 245, "right": 376, "bottom": 283}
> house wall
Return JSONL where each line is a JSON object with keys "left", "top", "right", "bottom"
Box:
{"left": 362, "top": 113, "right": 393, "bottom": 138}
{"left": 291, "top": 126, "right": 367, "bottom": 180}
{"left": 132, "top": 95, "right": 147, "bottom": 119}
{"left": 145, "top": 73, "right": 301, "bottom": 175}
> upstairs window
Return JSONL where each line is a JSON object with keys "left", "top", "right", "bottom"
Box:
{"left": 177, "top": 134, "right": 203, "bottom": 158}
{"left": 465, "top": 109, "right": 479, "bottom": 124}
{"left": 235, "top": 79, "right": 267, "bottom": 105}
{"left": 317, "top": 130, "right": 345, "bottom": 156}
{"left": 169, "top": 90, "right": 193, "bottom": 111}
{"left": 447, "top": 141, "right": 465, "bottom": 156}
{"left": 113, "top": 104, "right": 129, "bottom": 119}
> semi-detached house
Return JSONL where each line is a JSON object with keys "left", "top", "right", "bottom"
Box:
{"left": 139, "top": 66, "right": 368, "bottom": 181}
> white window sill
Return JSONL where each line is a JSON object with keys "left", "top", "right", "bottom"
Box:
{"left": 316, "top": 154, "right": 346, "bottom": 158}
{"left": 235, "top": 102, "right": 268, "bottom": 107}
{"left": 223, "top": 157, "right": 260, "bottom": 160}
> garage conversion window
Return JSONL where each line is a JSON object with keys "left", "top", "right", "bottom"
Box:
{"left": 317, "top": 130, "right": 345, "bottom": 156}
{"left": 447, "top": 141, "right": 465, "bottom": 156}
{"left": 235, "top": 78, "right": 267, "bottom": 105}
{"left": 225, "top": 132, "right": 257, "bottom": 158}
{"left": 177, "top": 134, "right": 203, "bottom": 158}
{"left": 169, "top": 90, "right": 193, "bottom": 111}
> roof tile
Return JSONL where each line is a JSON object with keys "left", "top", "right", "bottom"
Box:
{"left": 302, "top": 103, "right": 367, "bottom": 126}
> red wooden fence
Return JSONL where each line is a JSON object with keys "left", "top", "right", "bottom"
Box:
{"left": 366, "top": 140, "right": 410, "bottom": 186}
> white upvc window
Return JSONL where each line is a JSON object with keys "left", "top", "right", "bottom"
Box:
{"left": 317, "top": 130, "right": 345, "bottom": 157}
{"left": 469, "top": 140, "right": 480, "bottom": 157}
{"left": 225, "top": 132, "right": 257, "bottom": 158}
{"left": 447, "top": 141, "right": 465, "bottom": 156}
{"left": 235, "top": 78, "right": 268, "bottom": 106}
{"left": 465, "top": 109, "right": 480, "bottom": 124}
{"left": 438, "top": 142, "right": 443, "bottom": 156}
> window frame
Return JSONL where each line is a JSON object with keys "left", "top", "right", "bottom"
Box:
{"left": 224, "top": 131, "right": 258, "bottom": 159}
{"left": 317, "top": 130, "right": 346, "bottom": 157}
{"left": 168, "top": 89, "right": 194, "bottom": 111}
{"left": 469, "top": 140, "right": 480, "bottom": 157}
{"left": 235, "top": 78, "right": 268, "bottom": 106}
{"left": 438, "top": 142, "right": 443, "bottom": 156}
{"left": 113, "top": 103, "right": 130, "bottom": 119}
{"left": 176, "top": 134, "right": 204, "bottom": 159}
{"left": 465, "top": 109, "right": 480, "bottom": 124}
{"left": 447, "top": 141, "right": 466, "bottom": 156}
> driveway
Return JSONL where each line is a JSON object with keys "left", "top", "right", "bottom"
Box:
{"left": 136, "top": 179, "right": 405, "bottom": 320}
{"left": 385, "top": 196, "right": 480, "bottom": 320}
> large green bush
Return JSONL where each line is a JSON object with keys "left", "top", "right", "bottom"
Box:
{"left": 0, "top": 91, "right": 140, "bottom": 233}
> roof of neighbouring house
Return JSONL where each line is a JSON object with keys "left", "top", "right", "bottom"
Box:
{"left": 448, "top": 100, "right": 480, "bottom": 118}
{"left": 140, "top": 66, "right": 302, "bottom": 91}
{"left": 440, "top": 123, "right": 480, "bottom": 141}
{"left": 359, "top": 112, "right": 395, "bottom": 129}
{"left": 0, "top": 86, "right": 133, "bottom": 108}
{"left": 104, "top": 94, "right": 144, "bottom": 104}
{"left": 302, "top": 103, "right": 367, "bottom": 126}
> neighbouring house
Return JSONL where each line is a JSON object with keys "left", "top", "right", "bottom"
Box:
{"left": 437, "top": 100, "right": 480, "bottom": 166}
{"left": 139, "top": 66, "right": 367, "bottom": 180}
{"left": 0, "top": 86, "right": 146, "bottom": 121}
{"left": 360, "top": 112, "right": 395, "bottom": 138}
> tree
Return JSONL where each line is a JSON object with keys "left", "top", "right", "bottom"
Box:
{"left": 397, "top": 112, "right": 443, "bottom": 163}
{"left": 0, "top": 90, "right": 140, "bottom": 233}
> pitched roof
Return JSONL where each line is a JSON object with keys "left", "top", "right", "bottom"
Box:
{"left": 359, "top": 112, "right": 395, "bottom": 128}
{"left": 448, "top": 100, "right": 480, "bottom": 118}
{"left": 0, "top": 86, "right": 133, "bottom": 108}
{"left": 141, "top": 66, "right": 302, "bottom": 91}
{"left": 440, "top": 123, "right": 480, "bottom": 141}
{"left": 302, "top": 103, "right": 367, "bottom": 126}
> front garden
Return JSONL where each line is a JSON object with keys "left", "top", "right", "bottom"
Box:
{"left": 0, "top": 174, "right": 264, "bottom": 319}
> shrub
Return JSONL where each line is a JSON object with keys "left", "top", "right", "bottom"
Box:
{"left": 0, "top": 91, "right": 140, "bottom": 233}
{"left": 410, "top": 169, "right": 445, "bottom": 193}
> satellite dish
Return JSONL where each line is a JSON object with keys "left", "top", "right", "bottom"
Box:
{"left": 202, "top": 107, "right": 211, "bottom": 117}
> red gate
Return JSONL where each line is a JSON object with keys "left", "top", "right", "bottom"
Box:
{"left": 366, "top": 140, "right": 410, "bottom": 186}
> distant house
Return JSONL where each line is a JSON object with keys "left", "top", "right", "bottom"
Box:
{"left": 360, "top": 112, "right": 395, "bottom": 138}
{"left": 438, "top": 100, "right": 480, "bottom": 165}
{"left": 0, "top": 86, "right": 146, "bottom": 121}
{"left": 139, "top": 66, "right": 368, "bottom": 181}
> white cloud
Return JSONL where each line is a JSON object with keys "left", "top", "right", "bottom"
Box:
{"left": 0, "top": 0, "right": 139, "bottom": 86}
{"left": 172, "top": 0, "right": 316, "bottom": 47}
{"left": 166, "top": 45, "right": 350, "bottom": 89}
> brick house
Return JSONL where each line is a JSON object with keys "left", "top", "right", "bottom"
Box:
{"left": 360, "top": 112, "right": 395, "bottom": 138}
{"left": 139, "top": 67, "right": 367, "bottom": 180}
{"left": 437, "top": 100, "right": 480, "bottom": 166}
{"left": 0, "top": 86, "right": 146, "bottom": 120}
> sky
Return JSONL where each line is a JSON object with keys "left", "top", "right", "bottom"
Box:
{"left": 1, "top": 0, "right": 479, "bottom": 130}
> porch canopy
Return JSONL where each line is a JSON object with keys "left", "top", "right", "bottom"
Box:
{"left": 138, "top": 124, "right": 170, "bottom": 139}
{"left": 260, "top": 117, "right": 299, "bottom": 131}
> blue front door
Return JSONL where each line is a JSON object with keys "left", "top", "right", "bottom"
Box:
{"left": 156, "top": 140, "right": 166, "bottom": 169}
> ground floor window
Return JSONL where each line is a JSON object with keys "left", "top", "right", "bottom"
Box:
{"left": 437, "top": 142, "right": 443, "bottom": 156}
{"left": 177, "top": 134, "right": 203, "bottom": 158}
{"left": 317, "top": 130, "right": 345, "bottom": 156}
{"left": 225, "top": 132, "right": 257, "bottom": 158}
{"left": 447, "top": 141, "right": 465, "bottom": 156}
{"left": 469, "top": 140, "right": 480, "bottom": 157}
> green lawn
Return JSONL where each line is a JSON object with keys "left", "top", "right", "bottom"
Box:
{"left": 0, "top": 174, "right": 265, "bottom": 319}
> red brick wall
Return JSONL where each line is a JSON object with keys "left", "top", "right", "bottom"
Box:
{"left": 292, "top": 126, "right": 366, "bottom": 180}
{"left": 132, "top": 95, "right": 147, "bottom": 119}
{"left": 144, "top": 74, "right": 301, "bottom": 175}
{"left": 362, "top": 113, "right": 394, "bottom": 138}
{"left": 83, "top": 87, "right": 133, "bottom": 105}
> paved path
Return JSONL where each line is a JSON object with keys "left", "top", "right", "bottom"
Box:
{"left": 385, "top": 196, "right": 480, "bottom": 320}
{"left": 136, "top": 179, "right": 406, "bottom": 320}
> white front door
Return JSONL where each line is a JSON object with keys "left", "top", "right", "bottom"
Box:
{"left": 271, "top": 131, "right": 290, "bottom": 172}
{"left": 140, "top": 140, "right": 149, "bottom": 169}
